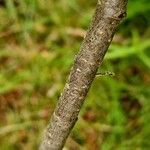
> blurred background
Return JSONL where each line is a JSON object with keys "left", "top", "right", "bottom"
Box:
{"left": 0, "top": 0, "right": 150, "bottom": 149}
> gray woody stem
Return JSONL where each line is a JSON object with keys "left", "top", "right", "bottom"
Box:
{"left": 40, "top": 0, "right": 127, "bottom": 149}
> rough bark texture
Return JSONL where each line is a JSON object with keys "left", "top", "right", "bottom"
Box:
{"left": 40, "top": 0, "right": 127, "bottom": 149}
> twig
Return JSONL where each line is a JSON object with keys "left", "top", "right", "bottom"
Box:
{"left": 40, "top": 0, "right": 127, "bottom": 149}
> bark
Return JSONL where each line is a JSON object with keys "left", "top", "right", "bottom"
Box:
{"left": 40, "top": 0, "right": 127, "bottom": 149}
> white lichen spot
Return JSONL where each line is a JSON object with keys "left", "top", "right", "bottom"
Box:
{"left": 108, "top": 39, "right": 111, "bottom": 42}
{"left": 76, "top": 68, "right": 81, "bottom": 72}
{"left": 89, "top": 62, "right": 94, "bottom": 66}
{"left": 99, "top": 31, "right": 103, "bottom": 35}
{"left": 66, "top": 83, "right": 70, "bottom": 89}
{"left": 111, "top": 22, "right": 115, "bottom": 25}
{"left": 53, "top": 112, "right": 61, "bottom": 123}
{"left": 82, "top": 58, "right": 88, "bottom": 63}
{"left": 79, "top": 96, "right": 83, "bottom": 100}
{"left": 82, "top": 85, "right": 87, "bottom": 89}
{"left": 74, "top": 87, "right": 78, "bottom": 90}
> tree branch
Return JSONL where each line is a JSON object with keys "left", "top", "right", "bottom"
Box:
{"left": 40, "top": 0, "right": 128, "bottom": 149}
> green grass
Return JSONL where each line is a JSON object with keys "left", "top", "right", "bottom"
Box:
{"left": 0, "top": 0, "right": 150, "bottom": 149}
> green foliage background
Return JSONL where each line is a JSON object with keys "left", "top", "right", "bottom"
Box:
{"left": 0, "top": 0, "right": 150, "bottom": 149}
